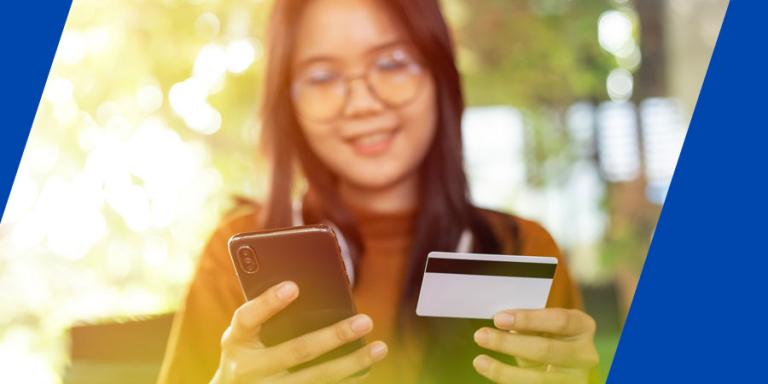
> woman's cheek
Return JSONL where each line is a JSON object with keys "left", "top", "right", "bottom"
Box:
{"left": 309, "top": 134, "right": 349, "bottom": 171}
{"left": 400, "top": 80, "right": 438, "bottom": 168}
{"left": 300, "top": 132, "right": 373, "bottom": 184}
{"left": 300, "top": 127, "right": 347, "bottom": 172}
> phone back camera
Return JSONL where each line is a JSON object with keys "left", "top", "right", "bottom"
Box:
{"left": 237, "top": 246, "right": 260, "bottom": 274}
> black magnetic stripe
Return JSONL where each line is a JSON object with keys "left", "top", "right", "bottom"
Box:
{"left": 425, "top": 258, "right": 556, "bottom": 279}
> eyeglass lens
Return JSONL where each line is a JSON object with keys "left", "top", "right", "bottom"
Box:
{"left": 292, "top": 47, "right": 424, "bottom": 123}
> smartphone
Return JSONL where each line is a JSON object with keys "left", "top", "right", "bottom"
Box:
{"left": 228, "top": 224, "right": 363, "bottom": 371}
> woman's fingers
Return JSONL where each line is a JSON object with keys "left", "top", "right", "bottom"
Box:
{"left": 225, "top": 281, "right": 299, "bottom": 343}
{"left": 216, "top": 283, "right": 384, "bottom": 382}
{"left": 280, "top": 341, "right": 388, "bottom": 384}
{"left": 473, "top": 354, "right": 576, "bottom": 384}
{"left": 216, "top": 347, "right": 280, "bottom": 381}
{"left": 493, "top": 308, "right": 596, "bottom": 337}
{"left": 474, "top": 327, "right": 598, "bottom": 369}
{"left": 267, "top": 314, "right": 375, "bottom": 371}
{"left": 475, "top": 309, "right": 598, "bottom": 382}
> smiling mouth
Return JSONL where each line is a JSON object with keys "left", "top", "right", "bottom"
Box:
{"left": 345, "top": 128, "right": 399, "bottom": 157}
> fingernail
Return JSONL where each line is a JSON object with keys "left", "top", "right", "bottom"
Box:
{"left": 473, "top": 329, "right": 489, "bottom": 345}
{"left": 369, "top": 341, "right": 388, "bottom": 361}
{"left": 276, "top": 281, "right": 298, "bottom": 301}
{"left": 495, "top": 313, "right": 515, "bottom": 328}
{"left": 351, "top": 315, "right": 373, "bottom": 334}
{"left": 473, "top": 355, "right": 490, "bottom": 373}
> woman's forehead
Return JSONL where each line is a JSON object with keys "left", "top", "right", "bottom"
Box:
{"left": 293, "top": 0, "right": 405, "bottom": 65}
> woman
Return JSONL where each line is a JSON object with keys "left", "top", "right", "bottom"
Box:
{"left": 158, "top": 0, "right": 599, "bottom": 382}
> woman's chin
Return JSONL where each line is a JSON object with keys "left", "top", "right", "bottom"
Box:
{"left": 339, "top": 168, "right": 411, "bottom": 192}
{"left": 346, "top": 176, "right": 402, "bottom": 191}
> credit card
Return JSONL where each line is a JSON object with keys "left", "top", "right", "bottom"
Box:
{"left": 415, "top": 251, "right": 557, "bottom": 319}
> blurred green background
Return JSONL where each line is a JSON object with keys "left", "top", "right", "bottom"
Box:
{"left": 0, "top": 0, "right": 727, "bottom": 382}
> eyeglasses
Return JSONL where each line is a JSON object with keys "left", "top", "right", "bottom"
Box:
{"left": 291, "top": 46, "right": 425, "bottom": 123}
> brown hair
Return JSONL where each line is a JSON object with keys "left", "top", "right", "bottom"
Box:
{"left": 259, "top": 0, "right": 505, "bottom": 321}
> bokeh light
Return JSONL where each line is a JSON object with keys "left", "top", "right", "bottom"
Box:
{"left": 607, "top": 68, "right": 634, "bottom": 101}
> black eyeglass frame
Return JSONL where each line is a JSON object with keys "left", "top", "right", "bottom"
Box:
{"left": 290, "top": 53, "right": 427, "bottom": 123}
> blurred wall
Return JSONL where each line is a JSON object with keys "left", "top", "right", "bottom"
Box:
{"left": 666, "top": 0, "right": 729, "bottom": 119}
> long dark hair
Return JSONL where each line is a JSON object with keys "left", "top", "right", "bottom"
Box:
{"left": 259, "top": 0, "right": 503, "bottom": 322}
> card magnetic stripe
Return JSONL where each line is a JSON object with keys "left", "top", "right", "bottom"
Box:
{"left": 425, "top": 258, "right": 557, "bottom": 279}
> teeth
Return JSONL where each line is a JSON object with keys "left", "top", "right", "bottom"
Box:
{"left": 355, "top": 132, "right": 390, "bottom": 146}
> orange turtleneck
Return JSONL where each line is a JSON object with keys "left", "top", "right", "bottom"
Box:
{"left": 349, "top": 206, "right": 420, "bottom": 383}
{"left": 352, "top": 206, "right": 415, "bottom": 345}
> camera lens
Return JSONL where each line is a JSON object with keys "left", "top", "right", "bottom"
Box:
{"left": 237, "top": 246, "right": 259, "bottom": 273}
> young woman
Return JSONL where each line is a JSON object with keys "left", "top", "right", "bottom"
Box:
{"left": 158, "top": 0, "right": 599, "bottom": 383}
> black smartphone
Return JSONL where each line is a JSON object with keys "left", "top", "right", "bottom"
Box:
{"left": 228, "top": 224, "right": 363, "bottom": 371}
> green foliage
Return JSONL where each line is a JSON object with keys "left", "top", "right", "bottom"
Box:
{"left": 450, "top": 0, "right": 615, "bottom": 107}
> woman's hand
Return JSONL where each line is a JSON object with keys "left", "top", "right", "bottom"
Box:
{"left": 472, "top": 308, "right": 598, "bottom": 384}
{"left": 211, "top": 281, "right": 388, "bottom": 384}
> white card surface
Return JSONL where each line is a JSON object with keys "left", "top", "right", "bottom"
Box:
{"left": 416, "top": 252, "right": 557, "bottom": 319}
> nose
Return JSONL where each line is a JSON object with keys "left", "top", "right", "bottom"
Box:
{"left": 343, "top": 76, "right": 385, "bottom": 118}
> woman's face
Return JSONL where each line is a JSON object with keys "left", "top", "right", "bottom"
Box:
{"left": 292, "top": 0, "right": 437, "bottom": 191}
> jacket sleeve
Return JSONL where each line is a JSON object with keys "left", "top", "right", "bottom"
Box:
{"left": 515, "top": 217, "right": 584, "bottom": 310}
{"left": 156, "top": 216, "right": 249, "bottom": 384}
